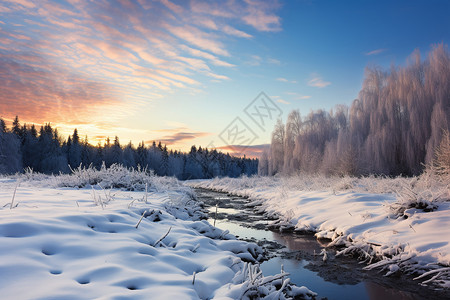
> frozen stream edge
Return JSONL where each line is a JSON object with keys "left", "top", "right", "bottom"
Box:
{"left": 194, "top": 187, "right": 450, "bottom": 300}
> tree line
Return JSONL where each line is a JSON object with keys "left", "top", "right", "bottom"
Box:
{"left": 260, "top": 44, "right": 450, "bottom": 177}
{"left": 0, "top": 117, "right": 258, "bottom": 179}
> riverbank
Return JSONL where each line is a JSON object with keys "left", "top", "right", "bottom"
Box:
{"left": 0, "top": 168, "right": 315, "bottom": 299}
{"left": 187, "top": 175, "right": 450, "bottom": 289}
{"left": 196, "top": 188, "right": 450, "bottom": 300}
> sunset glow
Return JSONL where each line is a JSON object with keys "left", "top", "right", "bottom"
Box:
{"left": 1, "top": 0, "right": 449, "bottom": 155}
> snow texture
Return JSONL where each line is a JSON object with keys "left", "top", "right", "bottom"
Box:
{"left": 0, "top": 171, "right": 313, "bottom": 299}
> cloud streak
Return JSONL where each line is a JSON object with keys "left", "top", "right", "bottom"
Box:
{"left": 365, "top": 48, "right": 387, "bottom": 56}
{"left": 0, "top": 0, "right": 283, "bottom": 140}
{"left": 150, "top": 128, "right": 210, "bottom": 146}
{"left": 308, "top": 74, "right": 331, "bottom": 88}
{"left": 276, "top": 77, "right": 297, "bottom": 83}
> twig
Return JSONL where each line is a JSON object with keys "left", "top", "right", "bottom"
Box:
{"left": 135, "top": 210, "right": 147, "bottom": 228}
{"left": 414, "top": 267, "right": 450, "bottom": 281}
{"left": 421, "top": 272, "right": 442, "bottom": 284}
{"left": 153, "top": 226, "right": 172, "bottom": 247}
{"left": 91, "top": 186, "right": 97, "bottom": 205}
{"left": 242, "top": 272, "right": 289, "bottom": 296}
{"left": 128, "top": 199, "right": 136, "bottom": 208}
{"left": 219, "top": 229, "right": 229, "bottom": 239}
{"left": 10, "top": 182, "right": 19, "bottom": 210}
{"left": 191, "top": 244, "right": 200, "bottom": 253}
{"left": 145, "top": 183, "right": 148, "bottom": 204}
{"left": 214, "top": 203, "right": 218, "bottom": 227}
{"left": 98, "top": 195, "right": 104, "bottom": 210}
{"left": 192, "top": 271, "right": 196, "bottom": 284}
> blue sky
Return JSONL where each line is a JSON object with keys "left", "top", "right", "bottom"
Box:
{"left": 1, "top": 0, "right": 449, "bottom": 156}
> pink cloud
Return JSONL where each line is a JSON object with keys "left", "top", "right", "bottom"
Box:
{"left": 222, "top": 25, "right": 252, "bottom": 38}
{"left": 149, "top": 129, "right": 211, "bottom": 145}
{"left": 160, "top": 0, "right": 183, "bottom": 15}
{"left": 308, "top": 74, "right": 331, "bottom": 88}
{"left": 165, "top": 24, "right": 230, "bottom": 56}
{"left": 91, "top": 40, "right": 138, "bottom": 64}
{"left": 3, "top": 0, "right": 35, "bottom": 9}
{"left": 277, "top": 99, "right": 290, "bottom": 105}
{"left": 137, "top": 0, "right": 152, "bottom": 10}
{"left": 243, "top": 0, "right": 281, "bottom": 32}
{"left": 194, "top": 17, "right": 218, "bottom": 30}
{"left": 156, "top": 69, "right": 200, "bottom": 85}
{"left": 2, "top": 31, "right": 31, "bottom": 40}
{"left": 0, "top": 53, "right": 122, "bottom": 125}
{"left": 0, "top": 0, "right": 283, "bottom": 143}
{"left": 190, "top": 1, "right": 236, "bottom": 18}
{"left": 39, "top": 1, "right": 80, "bottom": 17}
{"left": 180, "top": 45, "right": 235, "bottom": 67}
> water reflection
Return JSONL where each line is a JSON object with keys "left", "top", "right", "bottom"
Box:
{"left": 207, "top": 206, "right": 241, "bottom": 215}
{"left": 209, "top": 218, "right": 273, "bottom": 240}
{"left": 199, "top": 189, "right": 443, "bottom": 300}
{"left": 365, "top": 282, "right": 423, "bottom": 300}
{"left": 271, "top": 231, "right": 324, "bottom": 254}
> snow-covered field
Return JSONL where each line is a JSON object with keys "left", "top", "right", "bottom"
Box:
{"left": 0, "top": 166, "right": 315, "bottom": 300}
{"left": 188, "top": 175, "right": 450, "bottom": 289}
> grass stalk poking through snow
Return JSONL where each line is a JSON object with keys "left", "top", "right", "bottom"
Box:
{"left": 214, "top": 203, "right": 218, "bottom": 227}
{"left": 10, "top": 182, "right": 19, "bottom": 209}
{"left": 153, "top": 226, "right": 172, "bottom": 247}
{"left": 145, "top": 183, "right": 148, "bottom": 204}
{"left": 135, "top": 210, "right": 147, "bottom": 229}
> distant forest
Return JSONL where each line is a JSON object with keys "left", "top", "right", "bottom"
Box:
{"left": 0, "top": 118, "right": 258, "bottom": 179}
{"left": 260, "top": 44, "right": 450, "bottom": 177}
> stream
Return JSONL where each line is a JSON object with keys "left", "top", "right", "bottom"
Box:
{"left": 195, "top": 188, "right": 449, "bottom": 300}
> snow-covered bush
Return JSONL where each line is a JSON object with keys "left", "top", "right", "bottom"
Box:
{"left": 51, "top": 163, "right": 191, "bottom": 193}
{"left": 215, "top": 262, "right": 317, "bottom": 299}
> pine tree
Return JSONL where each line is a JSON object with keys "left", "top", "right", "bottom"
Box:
{"left": 12, "top": 116, "right": 21, "bottom": 137}
{"left": 0, "top": 118, "right": 6, "bottom": 133}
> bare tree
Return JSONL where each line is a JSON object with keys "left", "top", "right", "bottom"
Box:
{"left": 269, "top": 118, "right": 285, "bottom": 175}
{"left": 266, "top": 44, "right": 450, "bottom": 177}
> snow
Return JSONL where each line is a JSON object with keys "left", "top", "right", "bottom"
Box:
{"left": 188, "top": 175, "right": 450, "bottom": 288}
{"left": 0, "top": 170, "right": 315, "bottom": 299}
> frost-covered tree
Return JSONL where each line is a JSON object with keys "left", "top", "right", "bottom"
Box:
{"left": 266, "top": 43, "right": 450, "bottom": 177}
{"left": 258, "top": 148, "right": 270, "bottom": 175}
{"left": 269, "top": 118, "right": 285, "bottom": 175}
{"left": 283, "top": 110, "right": 301, "bottom": 174}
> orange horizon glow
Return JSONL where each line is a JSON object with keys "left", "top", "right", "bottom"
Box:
{"left": 1, "top": 116, "right": 265, "bottom": 158}
{"left": 0, "top": 0, "right": 282, "bottom": 157}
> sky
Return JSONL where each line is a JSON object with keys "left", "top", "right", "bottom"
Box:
{"left": 1, "top": 0, "right": 449, "bottom": 157}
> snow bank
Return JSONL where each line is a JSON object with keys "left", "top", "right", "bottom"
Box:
{"left": 0, "top": 170, "right": 312, "bottom": 299}
{"left": 188, "top": 175, "right": 450, "bottom": 289}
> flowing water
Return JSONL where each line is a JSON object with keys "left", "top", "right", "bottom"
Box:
{"left": 195, "top": 188, "right": 449, "bottom": 300}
